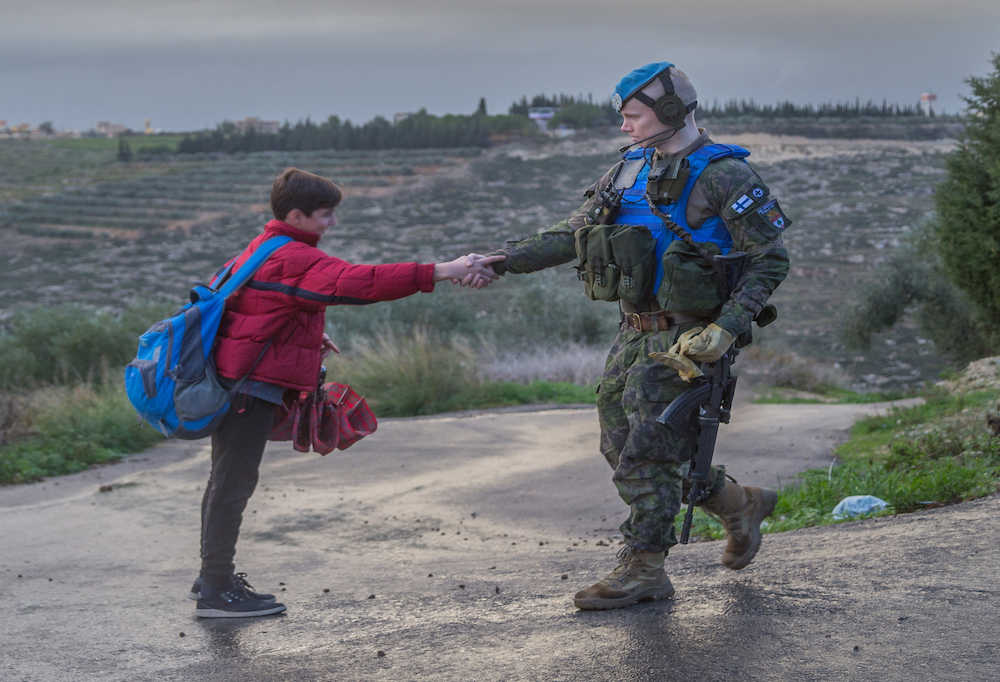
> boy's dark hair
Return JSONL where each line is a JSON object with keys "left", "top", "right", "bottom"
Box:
{"left": 270, "top": 168, "right": 343, "bottom": 220}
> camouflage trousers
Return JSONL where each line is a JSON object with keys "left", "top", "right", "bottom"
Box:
{"left": 597, "top": 322, "right": 727, "bottom": 554}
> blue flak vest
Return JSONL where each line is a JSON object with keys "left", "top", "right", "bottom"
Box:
{"left": 614, "top": 143, "right": 750, "bottom": 292}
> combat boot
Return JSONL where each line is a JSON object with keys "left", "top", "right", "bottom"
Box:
{"left": 573, "top": 546, "right": 675, "bottom": 610}
{"left": 701, "top": 481, "right": 778, "bottom": 570}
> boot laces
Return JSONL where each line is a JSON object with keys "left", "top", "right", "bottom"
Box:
{"left": 233, "top": 572, "right": 257, "bottom": 592}
{"left": 600, "top": 546, "right": 639, "bottom": 587}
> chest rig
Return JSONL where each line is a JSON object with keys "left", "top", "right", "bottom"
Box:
{"left": 576, "top": 144, "right": 750, "bottom": 317}
{"left": 617, "top": 143, "right": 749, "bottom": 289}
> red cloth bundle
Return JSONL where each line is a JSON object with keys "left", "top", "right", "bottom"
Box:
{"left": 269, "top": 383, "right": 377, "bottom": 455}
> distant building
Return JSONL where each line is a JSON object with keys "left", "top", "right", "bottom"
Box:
{"left": 920, "top": 93, "right": 937, "bottom": 116}
{"left": 144, "top": 118, "right": 154, "bottom": 135}
{"left": 96, "top": 121, "right": 128, "bottom": 137}
{"left": 234, "top": 117, "right": 280, "bottom": 135}
{"left": 394, "top": 112, "right": 414, "bottom": 124}
{"left": 528, "top": 107, "right": 560, "bottom": 131}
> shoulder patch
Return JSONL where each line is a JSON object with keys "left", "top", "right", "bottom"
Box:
{"left": 753, "top": 199, "right": 792, "bottom": 235}
{"left": 730, "top": 183, "right": 769, "bottom": 215}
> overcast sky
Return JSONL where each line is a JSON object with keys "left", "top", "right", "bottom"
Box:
{"left": 2, "top": 0, "right": 998, "bottom": 131}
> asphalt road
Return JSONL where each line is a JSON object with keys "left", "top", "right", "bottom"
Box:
{"left": 2, "top": 401, "right": 997, "bottom": 682}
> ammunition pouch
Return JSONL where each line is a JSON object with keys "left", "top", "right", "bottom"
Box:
{"left": 575, "top": 224, "right": 656, "bottom": 303}
{"left": 656, "top": 240, "right": 723, "bottom": 318}
{"left": 575, "top": 224, "right": 620, "bottom": 301}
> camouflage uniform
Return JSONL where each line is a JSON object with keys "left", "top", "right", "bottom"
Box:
{"left": 492, "top": 131, "right": 790, "bottom": 554}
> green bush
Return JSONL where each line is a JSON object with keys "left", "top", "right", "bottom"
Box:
{"left": 0, "top": 303, "right": 173, "bottom": 389}
{"left": 0, "top": 382, "right": 164, "bottom": 484}
{"left": 840, "top": 216, "right": 996, "bottom": 364}
{"left": 332, "top": 328, "right": 477, "bottom": 417}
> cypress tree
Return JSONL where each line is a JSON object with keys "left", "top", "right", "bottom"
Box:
{"left": 934, "top": 54, "right": 1000, "bottom": 331}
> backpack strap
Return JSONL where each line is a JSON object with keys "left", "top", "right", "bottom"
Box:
{"left": 225, "top": 337, "right": 277, "bottom": 398}
{"left": 218, "top": 236, "right": 294, "bottom": 299}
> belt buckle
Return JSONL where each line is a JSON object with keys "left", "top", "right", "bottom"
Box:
{"left": 628, "top": 313, "right": 642, "bottom": 331}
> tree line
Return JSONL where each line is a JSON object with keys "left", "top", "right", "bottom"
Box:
{"left": 176, "top": 93, "right": 945, "bottom": 155}
{"left": 177, "top": 109, "right": 529, "bottom": 154}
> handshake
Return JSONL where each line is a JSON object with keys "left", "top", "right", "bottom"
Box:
{"left": 432, "top": 253, "right": 506, "bottom": 290}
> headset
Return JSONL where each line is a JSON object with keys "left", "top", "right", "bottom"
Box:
{"left": 628, "top": 69, "right": 697, "bottom": 129}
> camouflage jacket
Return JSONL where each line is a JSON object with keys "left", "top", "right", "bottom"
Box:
{"left": 490, "top": 130, "right": 791, "bottom": 336}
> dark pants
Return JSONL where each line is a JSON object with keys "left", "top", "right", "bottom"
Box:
{"left": 200, "top": 395, "right": 277, "bottom": 590}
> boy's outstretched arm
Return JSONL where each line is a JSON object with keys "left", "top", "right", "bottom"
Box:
{"left": 434, "top": 254, "right": 505, "bottom": 290}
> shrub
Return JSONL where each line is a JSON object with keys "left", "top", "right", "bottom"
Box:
{"left": 0, "top": 381, "right": 163, "bottom": 484}
{"left": 840, "top": 216, "right": 996, "bottom": 364}
{"left": 331, "top": 328, "right": 478, "bottom": 417}
{"left": 0, "top": 303, "right": 173, "bottom": 390}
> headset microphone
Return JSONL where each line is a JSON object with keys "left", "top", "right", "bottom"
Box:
{"left": 617, "top": 128, "right": 679, "bottom": 154}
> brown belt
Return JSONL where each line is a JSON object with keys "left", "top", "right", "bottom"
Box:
{"left": 624, "top": 310, "right": 706, "bottom": 332}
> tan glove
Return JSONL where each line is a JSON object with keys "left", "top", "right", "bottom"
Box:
{"left": 648, "top": 327, "right": 705, "bottom": 382}
{"left": 679, "top": 323, "right": 735, "bottom": 363}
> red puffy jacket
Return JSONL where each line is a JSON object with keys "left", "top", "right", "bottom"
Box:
{"left": 214, "top": 220, "right": 435, "bottom": 391}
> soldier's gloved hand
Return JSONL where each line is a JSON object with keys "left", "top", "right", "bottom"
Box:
{"left": 648, "top": 327, "right": 706, "bottom": 383}
{"left": 679, "top": 323, "right": 735, "bottom": 363}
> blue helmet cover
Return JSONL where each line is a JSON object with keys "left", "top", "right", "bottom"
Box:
{"left": 612, "top": 61, "right": 674, "bottom": 112}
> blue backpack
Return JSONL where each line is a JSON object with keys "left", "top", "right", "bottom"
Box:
{"left": 125, "top": 236, "right": 293, "bottom": 439}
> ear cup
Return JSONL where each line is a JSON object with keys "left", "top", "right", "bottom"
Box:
{"left": 654, "top": 93, "right": 687, "bottom": 128}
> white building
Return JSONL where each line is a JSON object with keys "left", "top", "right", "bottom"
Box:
{"left": 96, "top": 121, "right": 128, "bottom": 137}
{"left": 920, "top": 93, "right": 937, "bottom": 116}
{"left": 527, "top": 107, "right": 559, "bottom": 131}
{"left": 234, "top": 117, "right": 281, "bottom": 135}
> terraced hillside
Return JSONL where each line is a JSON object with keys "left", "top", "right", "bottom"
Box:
{"left": 0, "top": 134, "right": 953, "bottom": 387}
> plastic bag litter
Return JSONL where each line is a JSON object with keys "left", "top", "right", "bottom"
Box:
{"left": 832, "top": 495, "right": 889, "bottom": 519}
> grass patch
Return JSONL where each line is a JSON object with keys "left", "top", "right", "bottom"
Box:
{"left": 447, "top": 381, "right": 596, "bottom": 412}
{"left": 751, "top": 385, "right": 916, "bottom": 404}
{"left": 677, "top": 388, "right": 1000, "bottom": 540}
{"left": 0, "top": 382, "right": 164, "bottom": 485}
{"left": 331, "top": 328, "right": 597, "bottom": 417}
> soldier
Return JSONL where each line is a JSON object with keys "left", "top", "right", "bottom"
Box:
{"left": 485, "top": 62, "right": 792, "bottom": 610}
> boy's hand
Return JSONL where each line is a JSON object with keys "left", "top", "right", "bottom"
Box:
{"left": 321, "top": 333, "right": 340, "bottom": 358}
{"left": 433, "top": 254, "right": 505, "bottom": 289}
{"left": 458, "top": 253, "right": 505, "bottom": 288}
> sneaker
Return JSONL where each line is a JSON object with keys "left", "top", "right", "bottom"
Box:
{"left": 188, "top": 572, "right": 277, "bottom": 603}
{"left": 574, "top": 546, "right": 675, "bottom": 610}
{"left": 195, "top": 582, "right": 287, "bottom": 618}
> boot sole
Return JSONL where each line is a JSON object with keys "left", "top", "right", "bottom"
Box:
{"left": 725, "top": 488, "right": 779, "bottom": 571}
{"left": 195, "top": 604, "right": 287, "bottom": 618}
{"left": 573, "top": 583, "right": 676, "bottom": 611}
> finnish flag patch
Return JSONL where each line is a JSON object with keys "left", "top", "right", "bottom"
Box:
{"left": 731, "top": 194, "right": 755, "bottom": 214}
{"left": 731, "top": 184, "right": 768, "bottom": 215}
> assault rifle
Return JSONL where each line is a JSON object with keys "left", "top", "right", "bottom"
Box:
{"left": 656, "top": 251, "right": 747, "bottom": 544}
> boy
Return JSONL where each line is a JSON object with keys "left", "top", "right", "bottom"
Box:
{"left": 192, "top": 167, "right": 502, "bottom": 618}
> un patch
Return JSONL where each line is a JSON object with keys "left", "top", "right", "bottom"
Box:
{"left": 756, "top": 199, "right": 791, "bottom": 233}
{"left": 612, "top": 93, "right": 623, "bottom": 112}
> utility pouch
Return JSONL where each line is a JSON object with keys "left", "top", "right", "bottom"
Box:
{"left": 656, "top": 240, "right": 723, "bottom": 318}
{"left": 609, "top": 225, "right": 656, "bottom": 304}
{"left": 575, "top": 224, "right": 620, "bottom": 301}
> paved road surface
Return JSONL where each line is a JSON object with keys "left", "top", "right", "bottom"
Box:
{"left": 2, "top": 401, "right": 997, "bottom": 681}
